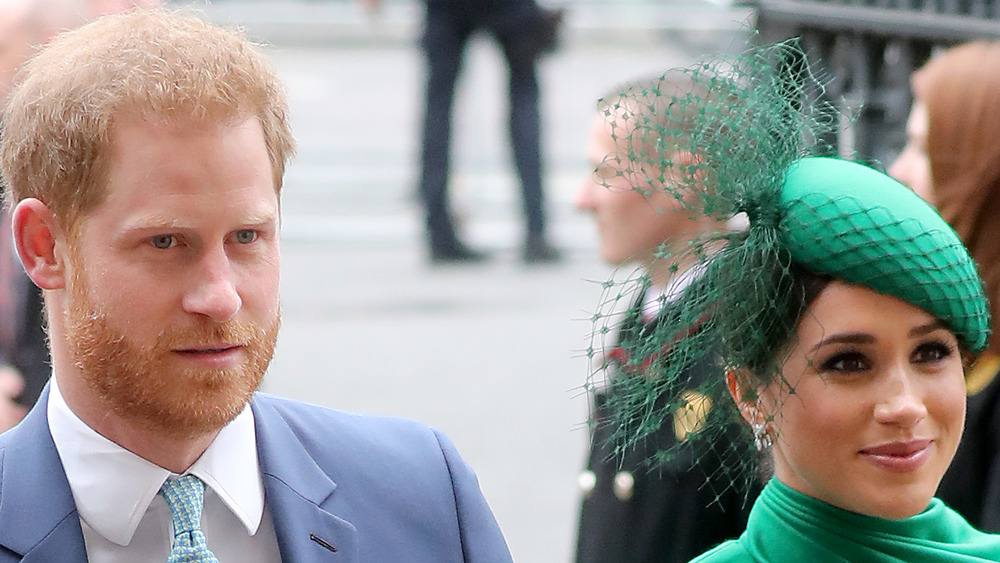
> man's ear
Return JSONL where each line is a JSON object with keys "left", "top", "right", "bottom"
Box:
{"left": 666, "top": 149, "right": 696, "bottom": 189}
{"left": 668, "top": 150, "right": 697, "bottom": 168}
{"left": 726, "top": 367, "right": 764, "bottom": 424}
{"left": 12, "top": 198, "right": 68, "bottom": 290}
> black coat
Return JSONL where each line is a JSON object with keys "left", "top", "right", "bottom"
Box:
{"left": 575, "top": 299, "right": 759, "bottom": 563}
{"left": 936, "top": 358, "right": 1000, "bottom": 531}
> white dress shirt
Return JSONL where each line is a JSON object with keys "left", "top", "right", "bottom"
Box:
{"left": 640, "top": 261, "right": 708, "bottom": 322}
{"left": 47, "top": 376, "right": 282, "bottom": 562}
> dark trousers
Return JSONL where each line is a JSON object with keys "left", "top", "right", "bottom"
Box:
{"left": 419, "top": 0, "right": 546, "bottom": 247}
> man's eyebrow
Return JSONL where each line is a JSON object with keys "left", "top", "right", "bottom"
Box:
{"left": 231, "top": 209, "right": 280, "bottom": 227}
{"left": 118, "top": 214, "right": 188, "bottom": 234}
{"left": 118, "top": 209, "right": 279, "bottom": 235}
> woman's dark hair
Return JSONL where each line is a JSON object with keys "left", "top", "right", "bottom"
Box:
{"left": 741, "top": 261, "right": 833, "bottom": 385}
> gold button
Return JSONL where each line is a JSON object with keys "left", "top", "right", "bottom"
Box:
{"left": 613, "top": 471, "right": 634, "bottom": 501}
{"left": 673, "top": 390, "right": 712, "bottom": 441}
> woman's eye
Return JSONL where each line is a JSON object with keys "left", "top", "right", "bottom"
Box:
{"left": 820, "top": 352, "right": 869, "bottom": 373}
{"left": 234, "top": 230, "right": 258, "bottom": 244}
{"left": 150, "top": 235, "right": 174, "bottom": 249}
{"left": 913, "top": 341, "right": 954, "bottom": 364}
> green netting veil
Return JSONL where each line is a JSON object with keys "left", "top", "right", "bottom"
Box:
{"left": 586, "top": 41, "right": 990, "bottom": 503}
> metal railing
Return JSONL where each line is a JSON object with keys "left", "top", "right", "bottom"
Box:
{"left": 749, "top": 0, "right": 1000, "bottom": 164}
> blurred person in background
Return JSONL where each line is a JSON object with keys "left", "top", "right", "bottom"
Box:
{"left": 88, "top": 0, "right": 158, "bottom": 17}
{"left": 0, "top": 0, "right": 161, "bottom": 434}
{"left": 366, "top": 0, "right": 563, "bottom": 264}
{"left": 0, "top": 0, "right": 91, "bottom": 432}
{"left": 889, "top": 40, "right": 1000, "bottom": 532}
{"left": 572, "top": 72, "right": 757, "bottom": 563}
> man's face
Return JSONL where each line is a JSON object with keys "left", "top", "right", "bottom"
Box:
{"left": 62, "top": 115, "right": 281, "bottom": 439}
{"left": 575, "top": 112, "right": 691, "bottom": 267}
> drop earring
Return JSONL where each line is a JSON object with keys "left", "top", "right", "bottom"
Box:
{"left": 752, "top": 421, "right": 772, "bottom": 451}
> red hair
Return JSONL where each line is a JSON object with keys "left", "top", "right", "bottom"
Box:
{"left": 915, "top": 41, "right": 1000, "bottom": 354}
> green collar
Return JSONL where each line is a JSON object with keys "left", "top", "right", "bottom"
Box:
{"left": 718, "top": 479, "right": 1000, "bottom": 562}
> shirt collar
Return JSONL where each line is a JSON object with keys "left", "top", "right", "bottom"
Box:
{"left": 642, "top": 261, "right": 708, "bottom": 322}
{"left": 47, "top": 376, "right": 265, "bottom": 546}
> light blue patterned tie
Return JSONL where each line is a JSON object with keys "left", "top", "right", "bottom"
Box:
{"left": 159, "top": 475, "right": 221, "bottom": 563}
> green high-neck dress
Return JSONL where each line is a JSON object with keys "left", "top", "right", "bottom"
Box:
{"left": 691, "top": 478, "right": 1000, "bottom": 562}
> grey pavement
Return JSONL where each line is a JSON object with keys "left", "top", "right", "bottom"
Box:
{"left": 179, "top": 2, "right": 753, "bottom": 561}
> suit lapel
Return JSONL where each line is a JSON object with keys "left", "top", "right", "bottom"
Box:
{"left": 252, "top": 397, "right": 359, "bottom": 562}
{"left": 0, "top": 385, "right": 88, "bottom": 561}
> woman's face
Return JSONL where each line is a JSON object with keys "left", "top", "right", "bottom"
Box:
{"left": 889, "top": 101, "right": 936, "bottom": 205}
{"left": 759, "top": 281, "right": 965, "bottom": 519}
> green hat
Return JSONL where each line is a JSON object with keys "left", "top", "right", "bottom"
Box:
{"left": 781, "top": 157, "right": 989, "bottom": 353}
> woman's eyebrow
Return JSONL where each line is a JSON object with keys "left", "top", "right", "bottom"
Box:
{"left": 808, "top": 321, "right": 951, "bottom": 353}
{"left": 810, "top": 332, "right": 874, "bottom": 353}
{"left": 908, "top": 320, "right": 949, "bottom": 338}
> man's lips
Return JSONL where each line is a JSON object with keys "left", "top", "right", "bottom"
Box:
{"left": 173, "top": 344, "right": 246, "bottom": 366}
{"left": 177, "top": 344, "right": 242, "bottom": 354}
{"left": 859, "top": 439, "right": 933, "bottom": 472}
{"left": 174, "top": 344, "right": 244, "bottom": 354}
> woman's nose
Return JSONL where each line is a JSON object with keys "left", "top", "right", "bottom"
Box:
{"left": 873, "top": 366, "right": 928, "bottom": 428}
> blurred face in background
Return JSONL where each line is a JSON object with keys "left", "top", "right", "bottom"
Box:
{"left": 889, "top": 101, "right": 935, "bottom": 205}
{"left": 760, "top": 281, "right": 965, "bottom": 520}
{"left": 88, "top": 0, "right": 160, "bottom": 17}
{"left": 576, "top": 111, "right": 694, "bottom": 269}
{"left": 0, "top": 0, "right": 32, "bottom": 105}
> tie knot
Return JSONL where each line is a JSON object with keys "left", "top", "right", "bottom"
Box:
{"left": 159, "top": 475, "right": 221, "bottom": 562}
{"left": 159, "top": 474, "right": 207, "bottom": 535}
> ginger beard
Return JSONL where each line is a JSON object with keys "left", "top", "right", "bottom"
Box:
{"left": 63, "top": 264, "right": 279, "bottom": 440}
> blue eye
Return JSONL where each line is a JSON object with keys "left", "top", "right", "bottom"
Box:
{"left": 151, "top": 235, "right": 174, "bottom": 249}
{"left": 234, "top": 230, "right": 257, "bottom": 244}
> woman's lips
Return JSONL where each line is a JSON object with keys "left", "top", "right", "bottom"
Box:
{"left": 860, "top": 439, "right": 933, "bottom": 472}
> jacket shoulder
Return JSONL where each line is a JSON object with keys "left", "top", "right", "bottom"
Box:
{"left": 251, "top": 392, "right": 465, "bottom": 491}
{"left": 252, "top": 392, "right": 445, "bottom": 454}
{"left": 252, "top": 393, "right": 512, "bottom": 562}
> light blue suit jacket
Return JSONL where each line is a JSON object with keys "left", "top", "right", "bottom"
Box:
{"left": 0, "top": 388, "right": 513, "bottom": 562}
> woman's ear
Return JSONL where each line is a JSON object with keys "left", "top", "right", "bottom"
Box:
{"left": 12, "top": 198, "right": 67, "bottom": 290}
{"left": 726, "top": 367, "right": 764, "bottom": 424}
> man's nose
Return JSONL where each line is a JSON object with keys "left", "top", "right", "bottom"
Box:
{"left": 575, "top": 180, "right": 597, "bottom": 211}
{"left": 182, "top": 246, "right": 242, "bottom": 321}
